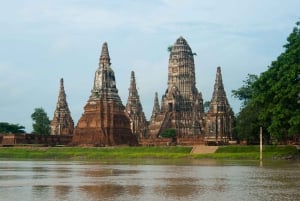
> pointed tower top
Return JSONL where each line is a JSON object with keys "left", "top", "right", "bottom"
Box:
{"left": 129, "top": 71, "right": 137, "bottom": 92}
{"left": 51, "top": 78, "right": 74, "bottom": 135}
{"left": 58, "top": 78, "right": 66, "bottom": 106}
{"left": 99, "top": 42, "right": 111, "bottom": 66}
{"left": 172, "top": 36, "right": 192, "bottom": 54}
{"left": 209, "top": 66, "right": 230, "bottom": 112}
{"left": 150, "top": 92, "right": 160, "bottom": 122}
{"left": 126, "top": 70, "right": 142, "bottom": 113}
{"left": 90, "top": 42, "right": 122, "bottom": 103}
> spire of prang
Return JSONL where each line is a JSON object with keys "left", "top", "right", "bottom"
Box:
{"left": 50, "top": 78, "right": 74, "bottom": 135}
{"left": 150, "top": 92, "right": 160, "bottom": 122}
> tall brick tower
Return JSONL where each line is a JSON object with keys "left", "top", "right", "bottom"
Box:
{"left": 72, "top": 42, "right": 137, "bottom": 146}
{"left": 50, "top": 78, "right": 74, "bottom": 135}
{"left": 147, "top": 36, "right": 205, "bottom": 138}
{"left": 125, "top": 71, "right": 147, "bottom": 138}
{"left": 205, "top": 67, "right": 233, "bottom": 143}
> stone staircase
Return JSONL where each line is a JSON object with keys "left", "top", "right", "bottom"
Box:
{"left": 191, "top": 145, "right": 218, "bottom": 154}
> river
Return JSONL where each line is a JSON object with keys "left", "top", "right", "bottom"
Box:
{"left": 0, "top": 160, "right": 299, "bottom": 201}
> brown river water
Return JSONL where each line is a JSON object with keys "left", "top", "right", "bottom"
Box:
{"left": 0, "top": 160, "right": 299, "bottom": 201}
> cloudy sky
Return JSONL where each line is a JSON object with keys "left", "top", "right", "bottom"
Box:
{"left": 0, "top": 0, "right": 299, "bottom": 132}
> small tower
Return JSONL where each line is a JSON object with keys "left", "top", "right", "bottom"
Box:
{"left": 150, "top": 92, "right": 160, "bottom": 123}
{"left": 205, "top": 67, "right": 233, "bottom": 144}
{"left": 50, "top": 78, "right": 74, "bottom": 135}
{"left": 72, "top": 42, "right": 138, "bottom": 146}
{"left": 125, "top": 71, "right": 147, "bottom": 138}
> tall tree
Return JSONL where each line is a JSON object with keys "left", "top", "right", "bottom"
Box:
{"left": 233, "top": 21, "right": 300, "bottom": 143}
{"left": 252, "top": 21, "right": 300, "bottom": 141}
{"left": 31, "top": 107, "right": 50, "bottom": 135}
{"left": 232, "top": 74, "right": 258, "bottom": 107}
{"left": 0, "top": 122, "right": 25, "bottom": 134}
{"left": 231, "top": 74, "right": 264, "bottom": 143}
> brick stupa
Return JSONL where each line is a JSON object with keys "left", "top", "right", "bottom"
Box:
{"left": 205, "top": 67, "right": 233, "bottom": 143}
{"left": 125, "top": 71, "right": 147, "bottom": 139}
{"left": 72, "top": 42, "right": 138, "bottom": 146}
{"left": 50, "top": 78, "right": 74, "bottom": 135}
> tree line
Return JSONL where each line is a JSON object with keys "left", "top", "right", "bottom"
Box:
{"left": 0, "top": 107, "right": 50, "bottom": 135}
{"left": 232, "top": 20, "right": 300, "bottom": 144}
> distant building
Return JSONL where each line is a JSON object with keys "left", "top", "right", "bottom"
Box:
{"left": 125, "top": 71, "right": 147, "bottom": 139}
{"left": 50, "top": 78, "right": 74, "bottom": 135}
{"left": 147, "top": 37, "right": 205, "bottom": 140}
{"left": 72, "top": 42, "right": 138, "bottom": 146}
{"left": 205, "top": 67, "right": 234, "bottom": 144}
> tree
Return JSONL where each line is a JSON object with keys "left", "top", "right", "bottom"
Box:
{"left": 0, "top": 122, "right": 25, "bottom": 134}
{"left": 232, "top": 74, "right": 258, "bottom": 107}
{"left": 251, "top": 21, "right": 300, "bottom": 142}
{"left": 233, "top": 21, "right": 300, "bottom": 143}
{"left": 31, "top": 107, "right": 50, "bottom": 135}
{"left": 203, "top": 101, "right": 210, "bottom": 113}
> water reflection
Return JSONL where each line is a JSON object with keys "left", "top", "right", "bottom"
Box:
{"left": 0, "top": 160, "right": 299, "bottom": 201}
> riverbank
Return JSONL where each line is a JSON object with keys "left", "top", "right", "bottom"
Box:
{"left": 0, "top": 145, "right": 299, "bottom": 160}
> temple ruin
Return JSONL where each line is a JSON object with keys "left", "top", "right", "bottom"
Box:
{"left": 50, "top": 78, "right": 74, "bottom": 135}
{"left": 125, "top": 71, "right": 147, "bottom": 139}
{"left": 147, "top": 36, "right": 205, "bottom": 140}
{"left": 72, "top": 42, "right": 138, "bottom": 146}
{"left": 205, "top": 67, "right": 234, "bottom": 144}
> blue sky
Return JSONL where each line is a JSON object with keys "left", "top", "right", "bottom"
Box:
{"left": 0, "top": 0, "right": 299, "bottom": 132}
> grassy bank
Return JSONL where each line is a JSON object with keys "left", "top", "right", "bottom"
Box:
{"left": 0, "top": 146, "right": 192, "bottom": 160}
{"left": 192, "top": 145, "right": 300, "bottom": 160}
{"left": 0, "top": 145, "right": 298, "bottom": 160}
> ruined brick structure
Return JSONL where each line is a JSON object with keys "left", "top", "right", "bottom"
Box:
{"left": 72, "top": 42, "right": 138, "bottom": 146}
{"left": 125, "top": 71, "right": 147, "bottom": 138}
{"left": 205, "top": 67, "right": 234, "bottom": 144}
{"left": 150, "top": 92, "right": 160, "bottom": 123}
{"left": 147, "top": 36, "right": 205, "bottom": 139}
{"left": 50, "top": 78, "right": 74, "bottom": 135}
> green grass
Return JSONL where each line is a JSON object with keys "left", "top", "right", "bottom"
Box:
{"left": 0, "top": 145, "right": 298, "bottom": 161}
{"left": 0, "top": 146, "right": 193, "bottom": 160}
{"left": 192, "top": 145, "right": 300, "bottom": 160}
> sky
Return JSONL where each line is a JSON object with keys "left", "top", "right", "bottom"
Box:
{"left": 0, "top": 0, "right": 299, "bottom": 132}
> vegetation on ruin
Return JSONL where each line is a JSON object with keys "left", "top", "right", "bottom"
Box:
{"left": 232, "top": 21, "right": 300, "bottom": 144}
{"left": 160, "top": 128, "right": 176, "bottom": 138}
{"left": 0, "top": 145, "right": 298, "bottom": 161}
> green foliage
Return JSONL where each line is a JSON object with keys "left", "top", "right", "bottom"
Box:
{"left": 161, "top": 128, "right": 176, "bottom": 138}
{"left": 203, "top": 101, "right": 210, "bottom": 112}
{"left": 31, "top": 107, "right": 50, "bottom": 135}
{"left": 233, "top": 20, "right": 300, "bottom": 143}
{"left": 232, "top": 74, "right": 258, "bottom": 107}
{"left": 167, "top": 45, "right": 173, "bottom": 52}
{"left": 251, "top": 21, "right": 300, "bottom": 141}
{"left": 0, "top": 122, "right": 25, "bottom": 134}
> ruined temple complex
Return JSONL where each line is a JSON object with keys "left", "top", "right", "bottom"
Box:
{"left": 72, "top": 42, "right": 138, "bottom": 146}
{"left": 50, "top": 78, "right": 74, "bottom": 135}
{"left": 50, "top": 37, "right": 233, "bottom": 146}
